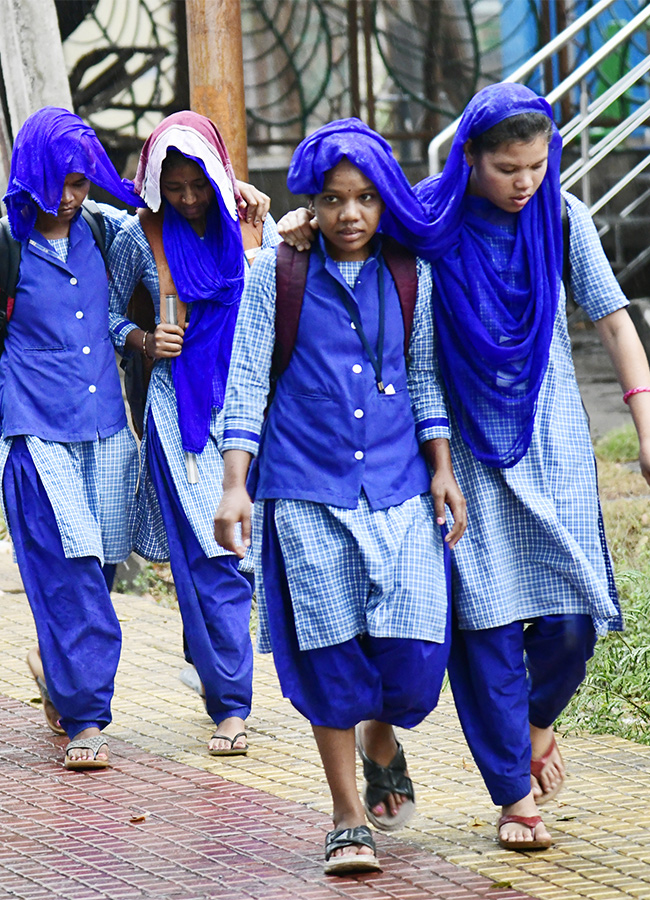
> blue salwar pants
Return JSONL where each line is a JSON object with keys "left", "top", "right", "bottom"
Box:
{"left": 146, "top": 414, "right": 253, "bottom": 725}
{"left": 3, "top": 437, "right": 121, "bottom": 738}
{"left": 448, "top": 613, "right": 596, "bottom": 806}
{"left": 261, "top": 499, "right": 451, "bottom": 729}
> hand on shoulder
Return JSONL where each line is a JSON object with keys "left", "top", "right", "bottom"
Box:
{"left": 277, "top": 207, "right": 319, "bottom": 251}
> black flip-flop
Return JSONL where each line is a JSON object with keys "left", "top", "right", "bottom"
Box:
{"left": 208, "top": 730, "right": 248, "bottom": 756}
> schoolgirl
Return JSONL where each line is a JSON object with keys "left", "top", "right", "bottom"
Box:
{"left": 413, "top": 83, "right": 650, "bottom": 849}
{"left": 0, "top": 107, "right": 142, "bottom": 769}
{"left": 108, "top": 112, "right": 278, "bottom": 755}
{"left": 214, "top": 119, "right": 466, "bottom": 874}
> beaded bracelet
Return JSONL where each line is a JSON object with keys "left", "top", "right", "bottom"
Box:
{"left": 623, "top": 386, "right": 650, "bottom": 404}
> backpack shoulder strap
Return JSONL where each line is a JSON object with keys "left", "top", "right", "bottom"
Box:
{"left": 138, "top": 208, "right": 187, "bottom": 327}
{"left": 0, "top": 217, "right": 21, "bottom": 349}
{"left": 381, "top": 236, "right": 418, "bottom": 357}
{"left": 81, "top": 200, "right": 108, "bottom": 268}
{"left": 0, "top": 216, "right": 21, "bottom": 301}
{"left": 272, "top": 241, "right": 310, "bottom": 380}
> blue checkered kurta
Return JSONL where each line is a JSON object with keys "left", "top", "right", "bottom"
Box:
{"left": 224, "top": 252, "right": 451, "bottom": 652}
{"left": 0, "top": 205, "right": 139, "bottom": 563}
{"left": 448, "top": 192, "right": 624, "bottom": 636}
{"left": 108, "top": 213, "right": 279, "bottom": 561}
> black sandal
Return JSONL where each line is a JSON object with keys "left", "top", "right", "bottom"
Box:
{"left": 208, "top": 731, "right": 248, "bottom": 756}
{"left": 357, "top": 741, "right": 416, "bottom": 832}
{"left": 324, "top": 825, "right": 381, "bottom": 875}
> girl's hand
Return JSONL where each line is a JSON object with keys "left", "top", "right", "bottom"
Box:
{"left": 152, "top": 322, "right": 184, "bottom": 358}
{"left": 430, "top": 470, "right": 467, "bottom": 548}
{"left": 214, "top": 486, "right": 252, "bottom": 558}
{"left": 277, "top": 207, "right": 319, "bottom": 251}
{"left": 421, "top": 438, "right": 467, "bottom": 548}
{"left": 236, "top": 180, "right": 271, "bottom": 225}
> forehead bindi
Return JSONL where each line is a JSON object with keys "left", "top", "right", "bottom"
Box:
{"left": 322, "top": 160, "right": 375, "bottom": 195}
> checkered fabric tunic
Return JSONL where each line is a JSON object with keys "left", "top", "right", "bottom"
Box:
{"left": 224, "top": 253, "right": 451, "bottom": 651}
{"left": 449, "top": 192, "right": 625, "bottom": 635}
{"left": 108, "top": 213, "right": 279, "bottom": 561}
{"left": 0, "top": 205, "right": 139, "bottom": 563}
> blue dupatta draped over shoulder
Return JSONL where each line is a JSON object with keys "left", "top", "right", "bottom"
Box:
{"left": 415, "top": 83, "right": 563, "bottom": 468}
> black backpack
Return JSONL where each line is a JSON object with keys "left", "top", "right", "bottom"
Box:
{"left": 0, "top": 200, "right": 107, "bottom": 355}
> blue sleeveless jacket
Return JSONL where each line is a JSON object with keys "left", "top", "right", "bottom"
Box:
{"left": 256, "top": 238, "right": 430, "bottom": 509}
{"left": 0, "top": 212, "right": 127, "bottom": 441}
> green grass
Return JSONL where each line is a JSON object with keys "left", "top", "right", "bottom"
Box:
{"left": 557, "top": 566, "right": 650, "bottom": 742}
{"left": 114, "top": 561, "right": 178, "bottom": 608}
{"left": 594, "top": 422, "right": 640, "bottom": 463}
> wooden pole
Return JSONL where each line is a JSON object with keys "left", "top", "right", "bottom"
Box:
{"left": 347, "top": 1, "right": 361, "bottom": 119}
{"left": 185, "top": 0, "right": 248, "bottom": 179}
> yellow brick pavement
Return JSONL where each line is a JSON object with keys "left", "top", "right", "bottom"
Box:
{"left": 1, "top": 542, "right": 650, "bottom": 900}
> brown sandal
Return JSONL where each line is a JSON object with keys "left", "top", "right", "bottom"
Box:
{"left": 64, "top": 735, "right": 111, "bottom": 771}
{"left": 26, "top": 648, "right": 65, "bottom": 735}
{"left": 497, "top": 814, "right": 553, "bottom": 851}
{"left": 531, "top": 734, "right": 564, "bottom": 805}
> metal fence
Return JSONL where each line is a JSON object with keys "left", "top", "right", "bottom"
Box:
{"left": 58, "top": 0, "right": 647, "bottom": 169}
{"left": 59, "top": 0, "right": 545, "bottom": 166}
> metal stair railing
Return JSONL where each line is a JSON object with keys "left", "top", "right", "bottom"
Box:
{"left": 560, "top": 54, "right": 650, "bottom": 146}
{"left": 427, "top": 0, "right": 619, "bottom": 175}
{"left": 426, "top": 0, "right": 650, "bottom": 288}
{"left": 561, "top": 98, "right": 650, "bottom": 191}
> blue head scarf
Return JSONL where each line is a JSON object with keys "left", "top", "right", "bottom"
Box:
{"left": 414, "top": 83, "right": 563, "bottom": 468}
{"left": 287, "top": 117, "right": 436, "bottom": 250}
{"left": 4, "top": 106, "right": 144, "bottom": 240}
{"left": 135, "top": 112, "right": 245, "bottom": 455}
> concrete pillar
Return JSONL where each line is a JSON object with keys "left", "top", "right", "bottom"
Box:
{"left": 0, "top": 0, "right": 72, "bottom": 204}
{"left": 185, "top": 0, "right": 248, "bottom": 179}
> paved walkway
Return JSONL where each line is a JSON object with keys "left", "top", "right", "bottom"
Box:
{"left": 2, "top": 544, "right": 650, "bottom": 900}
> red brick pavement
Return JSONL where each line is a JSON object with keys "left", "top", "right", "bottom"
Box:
{"left": 0, "top": 695, "right": 534, "bottom": 900}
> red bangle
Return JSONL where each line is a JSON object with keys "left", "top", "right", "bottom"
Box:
{"left": 623, "top": 386, "right": 650, "bottom": 404}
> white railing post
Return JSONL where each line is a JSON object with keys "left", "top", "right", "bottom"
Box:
{"left": 580, "top": 79, "right": 591, "bottom": 208}
{"left": 427, "top": 0, "right": 617, "bottom": 174}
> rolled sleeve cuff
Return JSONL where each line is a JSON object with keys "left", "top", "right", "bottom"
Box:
{"left": 222, "top": 427, "right": 261, "bottom": 456}
{"left": 416, "top": 417, "right": 450, "bottom": 444}
{"left": 111, "top": 319, "right": 138, "bottom": 352}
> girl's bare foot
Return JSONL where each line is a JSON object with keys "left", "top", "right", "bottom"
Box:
{"left": 26, "top": 646, "right": 65, "bottom": 735}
